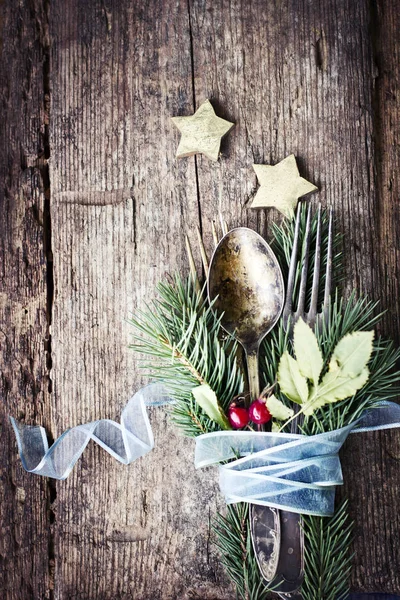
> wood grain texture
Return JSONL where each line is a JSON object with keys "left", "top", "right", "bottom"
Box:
{"left": 0, "top": 0, "right": 52, "bottom": 598}
{"left": 345, "top": 0, "right": 400, "bottom": 590}
{"left": 1, "top": 0, "right": 399, "bottom": 598}
{"left": 49, "top": 1, "right": 230, "bottom": 598}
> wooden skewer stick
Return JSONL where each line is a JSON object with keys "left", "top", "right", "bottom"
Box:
{"left": 211, "top": 220, "right": 219, "bottom": 247}
{"left": 185, "top": 235, "right": 201, "bottom": 293}
{"left": 196, "top": 227, "right": 209, "bottom": 278}
{"left": 219, "top": 211, "right": 228, "bottom": 236}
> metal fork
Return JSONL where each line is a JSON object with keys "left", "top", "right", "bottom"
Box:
{"left": 271, "top": 202, "right": 333, "bottom": 598}
{"left": 283, "top": 202, "right": 333, "bottom": 334}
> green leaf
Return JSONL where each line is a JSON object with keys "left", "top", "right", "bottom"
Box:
{"left": 329, "top": 330, "right": 374, "bottom": 377}
{"left": 304, "top": 368, "right": 370, "bottom": 416}
{"left": 295, "top": 329, "right": 374, "bottom": 417}
{"left": 277, "top": 352, "right": 309, "bottom": 404}
{"left": 191, "top": 384, "right": 231, "bottom": 430}
{"left": 266, "top": 394, "right": 294, "bottom": 421}
{"left": 293, "top": 318, "right": 323, "bottom": 385}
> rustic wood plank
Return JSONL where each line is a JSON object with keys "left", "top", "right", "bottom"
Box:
{"left": 2, "top": 0, "right": 398, "bottom": 597}
{"left": 372, "top": 0, "right": 400, "bottom": 338}
{"left": 189, "top": 0, "right": 379, "bottom": 280}
{"left": 49, "top": 1, "right": 231, "bottom": 598}
{"left": 49, "top": 0, "right": 400, "bottom": 596}
{"left": 0, "top": 0, "right": 52, "bottom": 598}
{"left": 348, "top": 0, "right": 400, "bottom": 591}
{"left": 188, "top": 0, "right": 399, "bottom": 593}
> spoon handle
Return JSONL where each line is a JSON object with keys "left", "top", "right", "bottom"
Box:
{"left": 246, "top": 348, "right": 282, "bottom": 583}
{"left": 246, "top": 350, "right": 260, "bottom": 401}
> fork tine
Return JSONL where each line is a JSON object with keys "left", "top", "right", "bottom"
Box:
{"left": 308, "top": 204, "right": 322, "bottom": 325}
{"left": 282, "top": 203, "right": 302, "bottom": 328}
{"left": 322, "top": 208, "right": 333, "bottom": 322}
{"left": 295, "top": 203, "right": 312, "bottom": 318}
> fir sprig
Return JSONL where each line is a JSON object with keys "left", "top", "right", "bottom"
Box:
{"left": 261, "top": 294, "right": 400, "bottom": 435}
{"left": 260, "top": 208, "right": 400, "bottom": 600}
{"left": 302, "top": 501, "right": 353, "bottom": 600}
{"left": 262, "top": 212, "right": 400, "bottom": 436}
{"left": 213, "top": 503, "right": 273, "bottom": 600}
{"left": 129, "top": 274, "right": 244, "bottom": 436}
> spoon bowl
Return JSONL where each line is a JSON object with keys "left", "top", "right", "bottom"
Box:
{"left": 208, "top": 227, "right": 284, "bottom": 399}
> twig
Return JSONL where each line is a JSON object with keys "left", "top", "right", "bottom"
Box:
{"left": 212, "top": 220, "right": 219, "bottom": 247}
{"left": 219, "top": 211, "right": 228, "bottom": 236}
{"left": 196, "top": 226, "right": 209, "bottom": 277}
{"left": 185, "top": 235, "right": 201, "bottom": 293}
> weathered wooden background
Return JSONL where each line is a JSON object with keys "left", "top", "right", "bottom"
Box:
{"left": 1, "top": 0, "right": 399, "bottom": 598}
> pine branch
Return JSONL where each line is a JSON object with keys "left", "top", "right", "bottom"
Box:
{"left": 261, "top": 293, "right": 400, "bottom": 435}
{"left": 129, "top": 274, "right": 244, "bottom": 437}
{"left": 262, "top": 210, "right": 400, "bottom": 435}
{"left": 301, "top": 500, "right": 353, "bottom": 600}
{"left": 213, "top": 503, "right": 273, "bottom": 600}
{"left": 128, "top": 209, "right": 400, "bottom": 600}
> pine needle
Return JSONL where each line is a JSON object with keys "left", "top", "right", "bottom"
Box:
{"left": 259, "top": 207, "right": 400, "bottom": 598}
{"left": 302, "top": 500, "right": 353, "bottom": 600}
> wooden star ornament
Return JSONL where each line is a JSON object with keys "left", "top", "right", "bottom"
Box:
{"left": 250, "top": 154, "right": 318, "bottom": 216}
{"left": 171, "top": 99, "right": 234, "bottom": 162}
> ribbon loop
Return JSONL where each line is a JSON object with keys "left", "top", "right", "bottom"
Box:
{"left": 195, "top": 426, "right": 351, "bottom": 516}
{"left": 195, "top": 401, "right": 400, "bottom": 516}
{"left": 10, "top": 383, "right": 170, "bottom": 480}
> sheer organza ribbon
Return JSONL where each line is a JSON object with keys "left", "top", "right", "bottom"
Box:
{"left": 10, "top": 383, "right": 170, "bottom": 480}
{"left": 194, "top": 401, "right": 400, "bottom": 516}
{"left": 10, "top": 394, "right": 400, "bottom": 515}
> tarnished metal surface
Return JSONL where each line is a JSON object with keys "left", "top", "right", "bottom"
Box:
{"left": 274, "top": 511, "right": 304, "bottom": 597}
{"left": 208, "top": 228, "right": 284, "bottom": 353}
{"left": 250, "top": 506, "right": 281, "bottom": 581}
{"left": 208, "top": 227, "right": 285, "bottom": 584}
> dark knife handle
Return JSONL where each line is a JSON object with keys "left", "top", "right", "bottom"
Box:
{"left": 273, "top": 510, "right": 304, "bottom": 596}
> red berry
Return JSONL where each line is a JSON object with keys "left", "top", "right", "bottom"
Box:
{"left": 249, "top": 398, "right": 271, "bottom": 425}
{"left": 228, "top": 406, "right": 249, "bottom": 429}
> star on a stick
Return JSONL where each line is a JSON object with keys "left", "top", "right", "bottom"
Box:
{"left": 250, "top": 154, "right": 318, "bottom": 216}
{"left": 171, "top": 100, "right": 234, "bottom": 162}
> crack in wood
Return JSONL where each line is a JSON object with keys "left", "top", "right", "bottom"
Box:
{"left": 315, "top": 30, "right": 328, "bottom": 71}
{"left": 39, "top": 0, "right": 56, "bottom": 598}
{"left": 187, "top": 0, "right": 204, "bottom": 263}
{"left": 54, "top": 189, "right": 133, "bottom": 205}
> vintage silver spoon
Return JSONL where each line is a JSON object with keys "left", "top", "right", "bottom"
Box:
{"left": 207, "top": 227, "right": 285, "bottom": 584}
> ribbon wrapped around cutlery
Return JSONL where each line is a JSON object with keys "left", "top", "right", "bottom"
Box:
{"left": 194, "top": 401, "right": 400, "bottom": 516}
